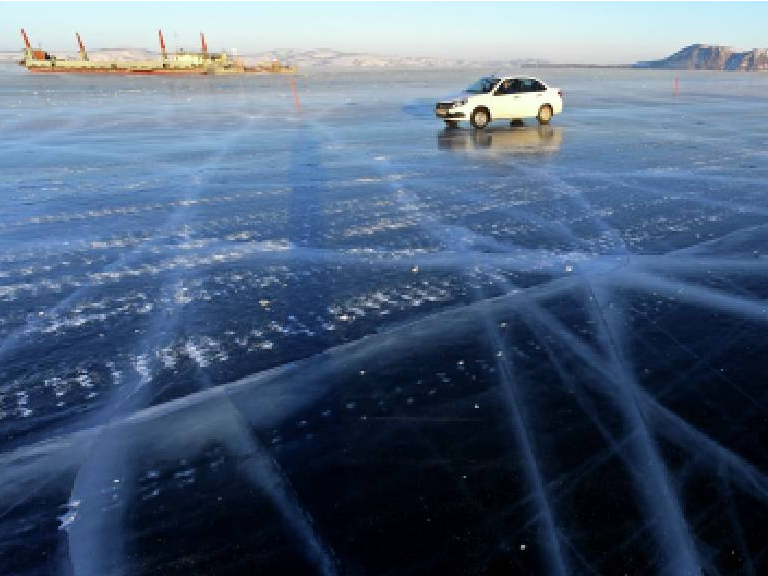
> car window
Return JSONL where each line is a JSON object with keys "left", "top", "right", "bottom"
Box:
{"left": 519, "top": 79, "right": 546, "bottom": 92}
{"left": 494, "top": 80, "right": 514, "bottom": 95}
{"left": 465, "top": 77, "right": 500, "bottom": 93}
{"left": 495, "top": 79, "right": 524, "bottom": 95}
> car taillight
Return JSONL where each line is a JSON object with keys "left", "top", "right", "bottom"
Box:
{"left": 558, "top": 90, "right": 563, "bottom": 99}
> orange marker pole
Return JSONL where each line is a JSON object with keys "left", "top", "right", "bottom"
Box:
{"left": 290, "top": 78, "right": 301, "bottom": 113}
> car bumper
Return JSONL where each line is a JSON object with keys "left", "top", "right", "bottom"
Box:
{"left": 436, "top": 97, "right": 472, "bottom": 119}
{"left": 435, "top": 106, "right": 467, "bottom": 119}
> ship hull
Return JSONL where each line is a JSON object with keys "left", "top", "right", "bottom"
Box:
{"left": 26, "top": 67, "right": 296, "bottom": 75}
{"left": 27, "top": 66, "right": 206, "bottom": 76}
{"left": 29, "top": 67, "right": 207, "bottom": 75}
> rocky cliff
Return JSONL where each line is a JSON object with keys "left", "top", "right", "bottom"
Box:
{"left": 635, "top": 44, "right": 768, "bottom": 71}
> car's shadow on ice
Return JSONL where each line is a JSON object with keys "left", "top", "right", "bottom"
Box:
{"left": 437, "top": 124, "right": 563, "bottom": 154}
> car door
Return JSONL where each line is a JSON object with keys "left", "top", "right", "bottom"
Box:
{"left": 491, "top": 79, "right": 526, "bottom": 119}
{"left": 518, "top": 78, "right": 547, "bottom": 116}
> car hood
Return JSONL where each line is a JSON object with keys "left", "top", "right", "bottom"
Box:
{"left": 436, "top": 92, "right": 471, "bottom": 105}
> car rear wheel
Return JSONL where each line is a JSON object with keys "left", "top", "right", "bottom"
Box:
{"left": 470, "top": 108, "right": 490, "bottom": 130}
{"left": 537, "top": 105, "right": 553, "bottom": 125}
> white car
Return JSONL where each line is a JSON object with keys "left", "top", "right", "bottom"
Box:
{"left": 435, "top": 76, "right": 563, "bottom": 129}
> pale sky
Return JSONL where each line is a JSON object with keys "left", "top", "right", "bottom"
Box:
{"left": 2, "top": 1, "right": 767, "bottom": 64}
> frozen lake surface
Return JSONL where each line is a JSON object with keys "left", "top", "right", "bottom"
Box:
{"left": 1, "top": 65, "right": 768, "bottom": 575}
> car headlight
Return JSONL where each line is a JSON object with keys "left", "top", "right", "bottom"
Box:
{"left": 454, "top": 98, "right": 468, "bottom": 107}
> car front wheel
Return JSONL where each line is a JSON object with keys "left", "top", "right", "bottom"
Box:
{"left": 470, "top": 108, "right": 490, "bottom": 130}
{"left": 537, "top": 105, "right": 553, "bottom": 125}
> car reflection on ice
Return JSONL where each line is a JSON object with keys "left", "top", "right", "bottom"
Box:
{"left": 437, "top": 125, "right": 563, "bottom": 154}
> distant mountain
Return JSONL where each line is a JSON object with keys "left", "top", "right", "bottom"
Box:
{"left": 635, "top": 44, "right": 768, "bottom": 71}
{"left": 243, "top": 48, "right": 548, "bottom": 69}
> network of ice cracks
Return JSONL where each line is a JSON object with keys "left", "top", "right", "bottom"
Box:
{"left": 1, "top": 84, "right": 768, "bottom": 576}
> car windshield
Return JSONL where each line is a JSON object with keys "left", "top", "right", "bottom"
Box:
{"left": 465, "top": 77, "right": 500, "bottom": 94}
